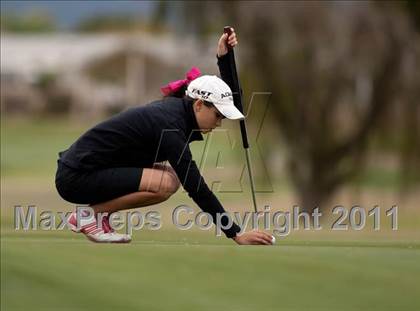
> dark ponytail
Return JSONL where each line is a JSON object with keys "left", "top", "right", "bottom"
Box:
{"left": 163, "top": 84, "right": 188, "bottom": 99}
{"left": 160, "top": 68, "right": 216, "bottom": 111}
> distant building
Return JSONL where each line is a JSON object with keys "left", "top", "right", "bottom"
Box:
{"left": 1, "top": 33, "right": 217, "bottom": 118}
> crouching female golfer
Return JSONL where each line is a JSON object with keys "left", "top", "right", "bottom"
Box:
{"left": 55, "top": 29, "right": 273, "bottom": 245}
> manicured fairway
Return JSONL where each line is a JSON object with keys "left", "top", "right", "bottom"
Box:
{"left": 2, "top": 231, "right": 419, "bottom": 311}
{"left": 2, "top": 118, "right": 419, "bottom": 310}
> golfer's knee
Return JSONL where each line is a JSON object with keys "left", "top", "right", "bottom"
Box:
{"left": 163, "top": 173, "right": 180, "bottom": 196}
{"left": 154, "top": 173, "right": 179, "bottom": 200}
{"left": 169, "top": 172, "right": 181, "bottom": 192}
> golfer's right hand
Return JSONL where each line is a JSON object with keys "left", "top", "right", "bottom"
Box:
{"left": 233, "top": 230, "right": 273, "bottom": 245}
{"left": 217, "top": 28, "right": 238, "bottom": 57}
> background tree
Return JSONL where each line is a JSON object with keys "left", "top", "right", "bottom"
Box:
{"left": 174, "top": 1, "right": 420, "bottom": 211}
{"left": 1, "top": 10, "right": 56, "bottom": 32}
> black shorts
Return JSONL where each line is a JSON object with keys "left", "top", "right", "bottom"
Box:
{"left": 55, "top": 160, "right": 143, "bottom": 205}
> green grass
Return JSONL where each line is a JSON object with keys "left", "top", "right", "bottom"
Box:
{"left": 1, "top": 117, "right": 87, "bottom": 177}
{"left": 2, "top": 176, "right": 420, "bottom": 310}
{"left": 2, "top": 230, "right": 420, "bottom": 311}
{"left": 2, "top": 117, "right": 420, "bottom": 310}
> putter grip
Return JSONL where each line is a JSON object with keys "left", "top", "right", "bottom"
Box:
{"left": 223, "top": 26, "right": 233, "bottom": 48}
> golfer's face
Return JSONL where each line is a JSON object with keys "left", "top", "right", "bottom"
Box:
{"left": 196, "top": 102, "right": 225, "bottom": 134}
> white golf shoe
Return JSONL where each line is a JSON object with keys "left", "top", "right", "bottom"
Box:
{"left": 68, "top": 211, "right": 131, "bottom": 243}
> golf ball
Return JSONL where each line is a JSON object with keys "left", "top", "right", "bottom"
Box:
{"left": 271, "top": 235, "right": 276, "bottom": 245}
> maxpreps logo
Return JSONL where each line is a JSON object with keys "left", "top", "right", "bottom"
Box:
{"left": 191, "top": 88, "right": 212, "bottom": 100}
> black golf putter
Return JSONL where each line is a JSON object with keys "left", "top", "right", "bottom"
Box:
{"left": 223, "top": 26, "right": 258, "bottom": 213}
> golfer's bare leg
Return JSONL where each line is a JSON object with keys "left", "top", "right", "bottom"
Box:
{"left": 91, "top": 165, "right": 180, "bottom": 215}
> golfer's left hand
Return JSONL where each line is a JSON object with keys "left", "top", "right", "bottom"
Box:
{"left": 233, "top": 230, "right": 273, "bottom": 245}
{"left": 217, "top": 27, "right": 238, "bottom": 57}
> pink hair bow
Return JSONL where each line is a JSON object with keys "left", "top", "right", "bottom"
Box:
{"left": 160, "top": 67, "right": 201, "bottom": 96}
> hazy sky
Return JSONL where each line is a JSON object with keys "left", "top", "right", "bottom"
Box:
{"left": 1, "top": 1, "right": 156, "bottom": 30}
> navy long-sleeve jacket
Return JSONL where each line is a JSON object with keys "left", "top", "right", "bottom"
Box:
{"left": 58, "top": 54, "right": 241, "bottom": 238}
